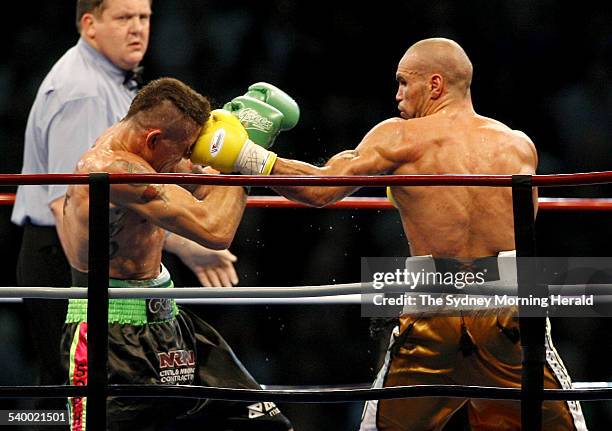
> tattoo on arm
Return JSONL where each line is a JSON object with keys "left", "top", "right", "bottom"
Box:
{"left": 140, "top": 184, "right": 168, "bottom": 203}
{"left": 109, "top": 160, "right": 169, "bottom": 204}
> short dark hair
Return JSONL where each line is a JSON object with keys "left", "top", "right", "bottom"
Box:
{"left": 126, "top": 77, "right": 210, "bottom": 127}
{"left": 75, "top": 0, "right": 152, "bottom": 32}
{"left": 76, "top": 0, "right": 105, "bottom": 32}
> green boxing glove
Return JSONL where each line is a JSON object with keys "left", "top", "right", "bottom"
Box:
{"left": 223, "top": 82, "right": 300, "bottom": 149}
{"left": 223, "top": 96, "right": 285, "bottom": 149}
{"left": 244, "top": 82, "right": 300, "bottom": 131}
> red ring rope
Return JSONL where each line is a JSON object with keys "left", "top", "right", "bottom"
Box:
{"left": 0, "top": 171, "right": 611, "bottom": 187}
{"left": 0, "top": 172, "right": 610, "bottom": 211}
{"left": 0, "top": 193, "right": 610, "bottom": 211}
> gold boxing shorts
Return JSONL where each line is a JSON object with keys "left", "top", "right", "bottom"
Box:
{"left": 360, "top": 252, "right": 587, "bottom": 431}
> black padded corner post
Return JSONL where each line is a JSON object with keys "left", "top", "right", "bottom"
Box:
{"left": 512, "top": 174, "right": 546, "bottom": 431}
{"left": 87, "top": 172, "right": 110, "bottom": 431}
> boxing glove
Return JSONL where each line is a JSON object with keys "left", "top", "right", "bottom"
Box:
{"left": 243, "top": 82, "right": 300, "bottom": 131}
{"left": 191, "top": 109, "right": 277, "bottom": 175}
{"left": 223, "top": 96, "right": 285, "bottom": 150}
{"left": 223, "top": 82, "right": 300, "bottom": 148}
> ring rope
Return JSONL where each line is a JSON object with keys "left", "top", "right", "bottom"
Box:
{"left": 1, "top": 384, "right": 610, "bottom": 402}
{"left": 3, "top": 172, "right": 611, "bottom": 423}
{"left": 2, "top": 283, "right": 612, "bottom": 299}
{"left": 3, "top": 194, "right": 612, "bottom": 211}
{"left": 1, "top": 171, "right": 612, "bottom": 187}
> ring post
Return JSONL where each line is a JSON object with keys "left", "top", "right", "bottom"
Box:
{"left": 88, "top": 173, "right": 110, "bottom": 431}
{"left": 512, "top": 175, "right": 546, "bottom": 430}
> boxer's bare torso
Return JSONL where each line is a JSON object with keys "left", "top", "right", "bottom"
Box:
{"left": 271, "top": 38, "right": 537, "bottom": 258}
{"left": 62, "top": 128, "right": 166, "bottom": 279}
{"left": 62, "top": 120, "right": 246, "bottom": 280}
{"left": 272, "top": 107, "right": 536, "bottom": 258}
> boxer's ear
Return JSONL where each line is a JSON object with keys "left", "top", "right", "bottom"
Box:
{"left": 145, "top": 129, "right": 162, "bottom": 150}
{"left": 430, "top": 74, "right": 444, "bottom": 99}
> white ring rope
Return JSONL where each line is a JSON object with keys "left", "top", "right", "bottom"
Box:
{"left": 0, "top": 282, "right": 611, "bottom": 301}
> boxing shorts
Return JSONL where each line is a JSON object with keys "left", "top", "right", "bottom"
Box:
{"left": 61, "top": 265, "right": 293, "bottom": 431}
{"left": 360, "top": 251, "right": 587, "bottom": 431}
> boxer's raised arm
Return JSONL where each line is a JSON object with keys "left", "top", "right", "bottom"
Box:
{"left": 108, "top": 156, "right": 246, "bottom": 250}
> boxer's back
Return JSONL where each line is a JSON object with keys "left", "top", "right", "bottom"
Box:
{"left": 389, "top": 111, "right": 537, "bottom": 257}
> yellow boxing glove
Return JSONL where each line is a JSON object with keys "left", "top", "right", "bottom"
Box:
{"left": 191, "top": 109, "right": 277, "bottom": 175}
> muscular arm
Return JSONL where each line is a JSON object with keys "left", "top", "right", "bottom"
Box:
{"left": 163, "top": 159, "right": 240, "bottom": 286}
{"left": 109, "top": 157, "right": 246, "bottom": 250}
{"left": 271, "top": 119, "right": 403, "bottom": 207}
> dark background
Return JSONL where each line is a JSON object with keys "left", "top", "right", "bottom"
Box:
{"left": 1, "top": 1, "right": 612, "bottom": 429}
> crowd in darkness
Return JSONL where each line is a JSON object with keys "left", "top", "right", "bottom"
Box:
{"left": 1, "top": 1, "right": 612, "bottom": 429}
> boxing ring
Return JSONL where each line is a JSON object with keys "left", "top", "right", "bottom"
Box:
{"left": 1, "top": 171, "right": 612, "bottom": 431}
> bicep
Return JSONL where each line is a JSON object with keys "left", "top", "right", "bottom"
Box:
{"left": 329, "top": 119, "right": 403, "bottom": 175}
{"left": 324, "top": 137, "right": 398, "bottom": 176}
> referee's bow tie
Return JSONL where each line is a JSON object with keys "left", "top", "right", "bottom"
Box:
{"left": 124, "top": 66, "right": 144, "bottom": 89}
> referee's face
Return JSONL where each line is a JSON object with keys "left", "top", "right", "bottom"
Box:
{"left": 90, "top": 0, "right": 151, "bottom": 71}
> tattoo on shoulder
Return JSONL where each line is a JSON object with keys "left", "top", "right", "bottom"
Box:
{"left": 140, "top": 184, "right": 168, "bottom": 203}
{"left": 109, "top": 159, "right": 167, "bottom": 204}
{"left": 109, "top": 160, "right": 151, "bottom": 174}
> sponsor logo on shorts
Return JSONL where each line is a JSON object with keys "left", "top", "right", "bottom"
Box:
{"left": 210, "top": 129, "right": 225, "bottom": 157}
{"left": 158, "top": 349, "right": 195, "bottom": 369}
{"left": 148, "top": 298, "right": 172, "bottom": 315}
{"left": 158, "top": 349, "right": 196, "bottom": 384}
{"left": 238, "top": 108, "right": 274, "bottom": 133}
{"left": 247, "top": 402, "right": 281, "bottom": 419}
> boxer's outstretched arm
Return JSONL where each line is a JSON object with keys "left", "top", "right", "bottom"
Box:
{"left": 271, "top": 119, "right": 403, "bottom": 207}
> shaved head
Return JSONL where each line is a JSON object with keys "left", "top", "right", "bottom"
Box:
{"left": 401, "top": 38, "right": 473, "bottom": 94}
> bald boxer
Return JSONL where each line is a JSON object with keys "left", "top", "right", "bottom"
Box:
{"left": 195, "top": 38, "right": 587, "bottom": 430}
{"left": 283, "top": 38, "right": 587, "bottom": 431}
{"left": 59, "top": 77, "right": 293, "bottom": 431}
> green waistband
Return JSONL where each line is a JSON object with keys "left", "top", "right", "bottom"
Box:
{"left": 65, "top": 266, "right": 178, "bottom": 325}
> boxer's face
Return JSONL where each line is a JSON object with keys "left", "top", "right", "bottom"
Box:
{"left": 89, "top": 0, "right": 151, "bottom": 71}
{"left": 150, "top": 123, "right": 201, "bottom": 173}
{"left": 395, "top": 57, "right": 428, "bottom": 119}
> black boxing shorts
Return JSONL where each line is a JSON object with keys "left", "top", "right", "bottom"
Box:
{"left": 62, "top": 266, "right": 292, "bottom": 431}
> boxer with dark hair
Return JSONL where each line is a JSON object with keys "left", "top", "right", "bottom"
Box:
{"left": 60, "top": 77, "right": 293, "bottom": 431}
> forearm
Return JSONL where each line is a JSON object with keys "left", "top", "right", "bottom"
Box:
{"left": 270, "top": 157, "right": 357, "bottom": 207}
{"left": 171, "top": 159, "right": 213, "bottom": 196}
{"left": 196, "top": 186, "right": 247, "bottom": 248}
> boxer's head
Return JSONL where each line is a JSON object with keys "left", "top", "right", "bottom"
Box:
{"left": 396, "top": 38, "right": 473, "bottom": 118}
{"left": 125, "top": 78, "right": 211, "bottom": 171}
